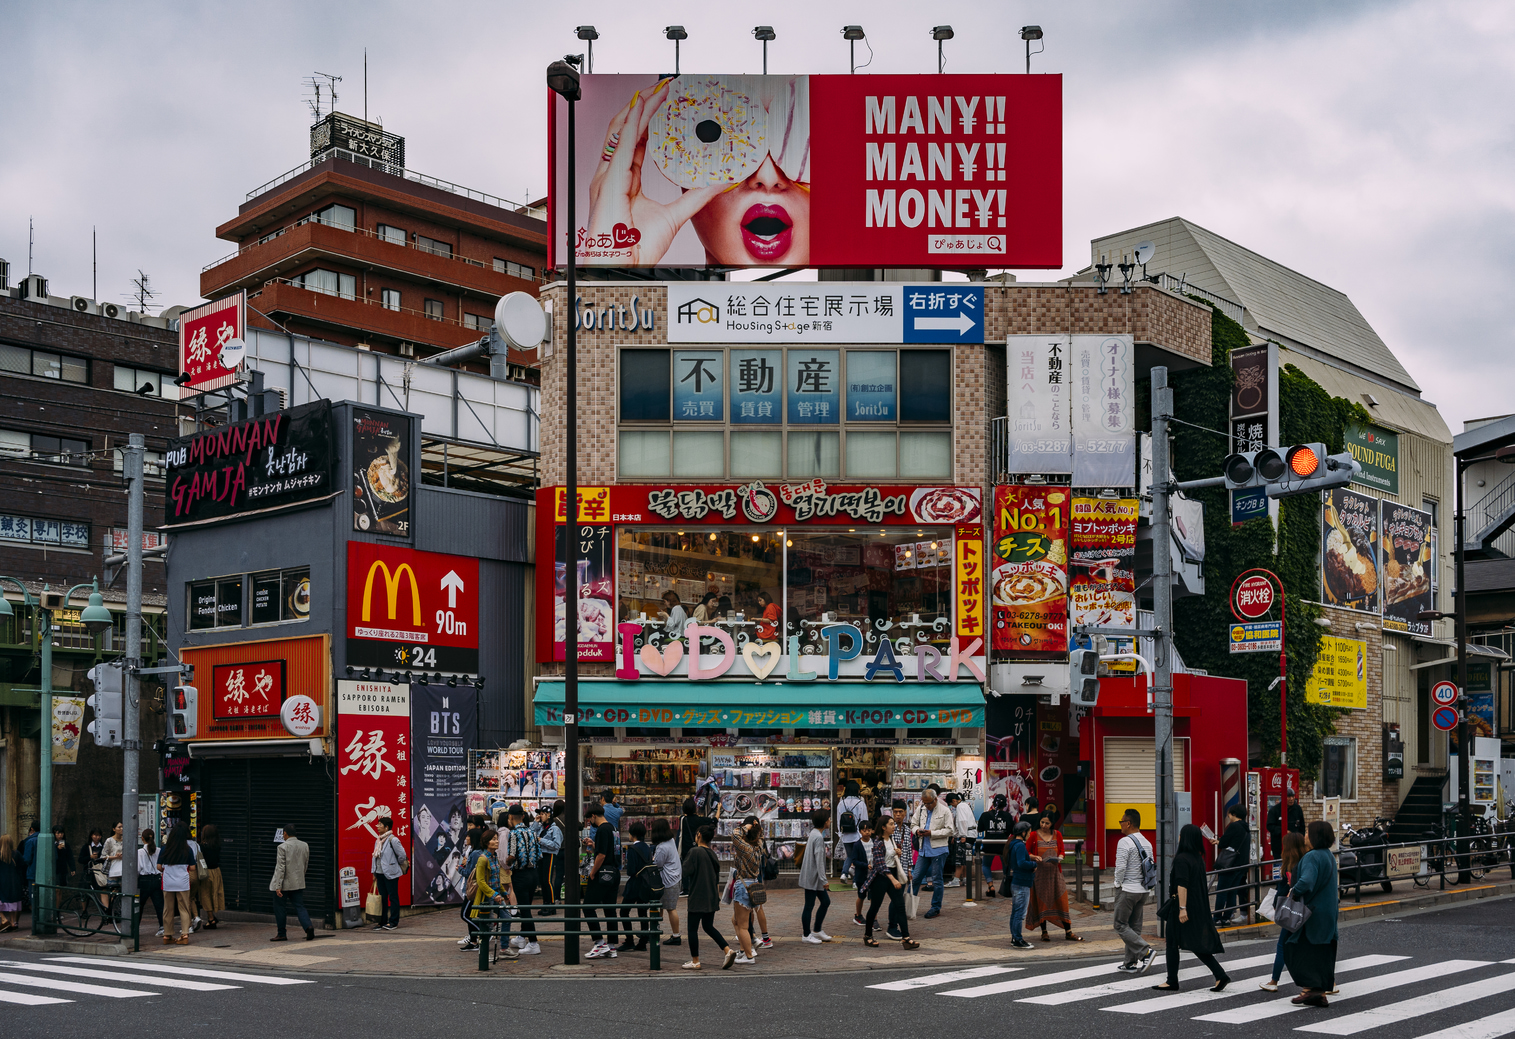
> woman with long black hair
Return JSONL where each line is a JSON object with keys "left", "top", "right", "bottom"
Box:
{"left": 137, "top": 829, "right": 164, "bottom": 937}
{"left": 157, "top": 825, "right": 197, "bottom": 945}
{"left": 1153, "top": 823, "right": 1228, "bottom": 991}
{"left": 197, "top": 823, "right": 224, "bottom": 929}
{"left": 1284, "top": 820, "right": 1341, "bottom": 1008}
{"left": 861, "top": 814, "right": 918, "bottom": 950}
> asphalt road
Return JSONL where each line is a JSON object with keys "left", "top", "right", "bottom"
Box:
{"left": 7, "top": 896, "right": 1515, "bottom": 1039}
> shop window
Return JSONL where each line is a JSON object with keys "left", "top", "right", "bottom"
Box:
{"left": 787, "top": 432, "right": 839, "bottom": 479}
{"left": 618, "top": 431, "right": 670, "bottom": 478}
{"left": 619, "top": 350, "right": 672, "bottom": 421}
{"left": 381, "top": 289, "right": 400, "bottom": 311}
{"left": 1318, "top": 737, "right": 1357, "bottom": 800}
{"left": 730, "top": 431, "right": 782, "bottom": 478}
{"left": 377, "top": 223, "right": 405, "bottom": 246}
{"left": 671, "top": 431, "right": 724, "bottom": 478}
{"left": 424, "top": 298, "right": 444, "bottom": 321}
{"left": 249, "top": 567, "right": 311, "bottom": 625}
{"left": 900, "top": 350, "right": 951, "bottom": 422}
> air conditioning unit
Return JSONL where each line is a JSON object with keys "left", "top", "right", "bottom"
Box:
{"left": 99, "top": 301, "right": 122, "bottom": 319}
{"left": 19, "top": 274, "right": 48, "bottom": 301}
{"left": 71, "top": 295, "right": 93, "bottom": 313}
{"left": 398, "top": 342, "right": 415, "bottom": 357}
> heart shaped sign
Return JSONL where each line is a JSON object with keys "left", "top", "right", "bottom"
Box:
{"left": 640, "top": 641, "right": 683, "bottom": 676}
{"left": 742, "top": 641, "right": 782, "bottom": 681}
{"left": 612, "top": 222, "right": 642, "bottom": 248}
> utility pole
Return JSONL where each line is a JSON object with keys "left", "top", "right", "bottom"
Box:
{"left": 1150, "top": 367, "right": 1177, "bottom": 890}
{"left": 121, "top": 433, "right": 145, "bottom": 903}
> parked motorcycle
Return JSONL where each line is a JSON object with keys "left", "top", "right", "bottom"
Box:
{"left": 1338, "top": 818, "right": 1393, "bottom": 895}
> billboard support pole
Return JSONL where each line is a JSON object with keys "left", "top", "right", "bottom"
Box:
{"left": 122, "top": 433, "right": 145, "bottom": 904}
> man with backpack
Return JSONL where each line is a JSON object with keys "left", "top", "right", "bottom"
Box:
{"left": 1112, "top": 808, "right": 1156, "bottom": 973}
{"left": 836, "top": 780, "right": 870, "bottom": 926}
{"left": 504, "top": 805, "right": 542, "bottom": 955}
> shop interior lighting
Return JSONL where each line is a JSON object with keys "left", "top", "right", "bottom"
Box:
{"left": 786, "top": 539, "right": 793, "bottom": 547}
{"left": 751, "top": 534, "right": 760, "bottom": 542}
{"left": 708, "top": 532, "right": 718, "bottom": 540}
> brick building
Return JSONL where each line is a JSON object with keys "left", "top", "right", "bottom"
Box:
{"left": 200, "top": 114, "right": 548, "bottom": 383}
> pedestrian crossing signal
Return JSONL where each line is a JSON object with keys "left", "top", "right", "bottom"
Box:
{"left": 171, "top": 684, "right": 198, "bottom": 739}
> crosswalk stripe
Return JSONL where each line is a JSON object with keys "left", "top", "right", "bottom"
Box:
{"left": 0, "top": 960, "right": 237, "bottom": 992}
{"left": 45, "top": 957, "right": 314, "bottom": 985}
{"left": 1103, "top": 955, "right": 1405, "bottom": 1016}
{"left": 0, "top": 990, "right": 71, "bottom": 1006}
{"left": 941, "top": 961, "right": 1127, "bottom": 998}
{"left": 870, "top": 966, "right": 1020, "bottom": 991}
{"left": 1296, "top": 971, "right": 1515, "bottom": 1035}
{"left": 1407, "top": 1007, "right": 1515, "bottom": 1039}
{"left": 1195, "top": 960, "right": 1491, "bottom": 1024}
{"left": 0, "top": 970, "right": 154, "bottom": 999}
{"left": 1019, "top": 953, "right": 1279, "bottom": 1005}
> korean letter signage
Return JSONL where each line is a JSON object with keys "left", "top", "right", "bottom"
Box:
{"left": 1380, "top": 501, "right": 1432, "bottom": 635}
{"left": 1345, "top": 423, "right": 1400, "bottom": 496}
{"left": 553, "top": 524, "right": 615, "bottom": 662}
{"left": 351, "top": 408, "right": 413, "bottom": 537}
{"left": 552, "top": 74, "right": 1060, "bottom": 270}
{"left": 1322, "top": 487, "right": 1380, "bottom": 614}
{"left": 1071, "top": 335, "right": 1134, "bottom": 488}
{"left": 178, "top": 292, "right": 245, "bottom": 395}
{"left": 668, "top": 284, "right": 984, "bottom": 344}
{"left": 1005, "top": 335, "right": 1071, "bottom": 476}
{"left": 410, "top": 685, "right": 477, "bottom": 905}
{"left": 1305, "top": 636, "right": 1368, "bottom": 709}
{"left": 991, "top": 486, "right": 1069, "bottom": 655}
{"left": 346, "top": 542, "right": 480, "bottom": 673}
{"left": 165, "top": 401, "right": 335, "bottom": 526}
{"left": 1069, "top": 497, "right": 1137, "bottom": 630}
{"left": 212, "top": 660, "right": 285, "bottom": 720}
{"left": 337, "top": 680, "right": 411, "bottom": 912}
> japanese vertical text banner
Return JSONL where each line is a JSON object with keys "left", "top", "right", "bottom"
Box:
{"left": 1071, "top": 334, "right": 1134, "bottom": 488}
{"left": 955, "top": 525, "right": 986, "bottom": 648}
{"left": 410, "top": 685, "right": 476, "bottom": 905}
{"left": 1005, "top": 335, "right": 1072, "bottom": 475}
{"left": 1322, "top": 487, "right": 1381, "bottom": 614}
{"left": 1069, "top": 497, "right": 1138, "bottom": 630}
{"left": 1379, "top": 500, "right": 1432, "bottom": 636}
{"left": 991, "top": 486, "right": 1070, "bottom": 655}
{"left": 338, "top": 680, "right": 412, "bottom": 910}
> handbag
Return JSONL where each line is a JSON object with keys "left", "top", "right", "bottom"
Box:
{"left": 1276, "top": 892, "right": 1312, "bottom": 933}
{"left": 761, "top": 848, "right": 780, "bottom": 882}
{"left": 364, "top": 885, "right": 383, "bottom": 917}
{"left": 1157, "top": 896, "right": 1180, "bottom": 923}
{"left": 1215, "top": 847, "right": 1241, "bottom": 873}
{"left": 744, "top": 878, "right": 769, "bottom": 906}
{"left": 1257, "top": 888, "right": 1279, "bottom": 922}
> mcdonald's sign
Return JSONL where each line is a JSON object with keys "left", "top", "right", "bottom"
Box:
{"left": 346, "top": 542, "right": 479, "bottom": 673}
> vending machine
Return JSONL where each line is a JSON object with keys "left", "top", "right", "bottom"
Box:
{"left": 1253, "top": 766, "right": 1300, "bottom": 862}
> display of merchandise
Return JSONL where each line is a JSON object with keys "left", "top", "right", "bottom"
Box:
{"left": 588, "top": 747, "right": 706, "bottom": 840}
{"left": 710, "top": 747, "right": 833, "bottom": 870}
{"left": 892, "top": 751, "right": 960, "bottom": 815}
{"left": 834, "top": 747, "right": 894, "bottom": 816}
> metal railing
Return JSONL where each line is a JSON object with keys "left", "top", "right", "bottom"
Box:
{"left": 1468, "top": 466, "right": 1515, "bottom": 549}
{"left": 1150, "top": 272, "right": 1247, "bottom": 326}
{"left": 469, "top": 900, "right": 664, "bottom": 971}
{"left": 31, "top": 883, "right": 141, "bottom": 951}
{"left": 245, "top": 146, "right": 533, "bottom": 214}
{"left": 254, "top": 277, "right": 498, "bottom": 335}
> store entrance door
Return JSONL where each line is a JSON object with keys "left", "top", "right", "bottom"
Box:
{"left": 197, "top": 757, "right": 336, "bottom": 923}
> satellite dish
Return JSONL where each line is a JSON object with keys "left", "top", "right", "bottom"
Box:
{"left": 1133, "top": 241, "right": 1156, "bottom": 265}
{"left": 219, "top": 337, "right": 247, "bottom": 370}
{"left": 494, "top": 291, "right": 547, "bottom": 350}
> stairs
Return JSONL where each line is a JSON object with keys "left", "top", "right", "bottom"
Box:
{"left": 1387, "top": 774, "right": 1447, "bottom": 842}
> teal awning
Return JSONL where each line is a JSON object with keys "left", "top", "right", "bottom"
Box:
{"left": 533, "top": 680, "right": 984, "bottom": 729}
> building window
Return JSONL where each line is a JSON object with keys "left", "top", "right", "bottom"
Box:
{"left": 113, "top": 366, "right": 169, "bottom": 397}
{"left": 381, "top": 289, "right": 401, "bottom": 311}
{"left": 31, "top": 435, "right": 90, "bottom": 466}
{"left": 296, "top": 268, "right": 356, "bottom": 300}
{"left": 1318, "top": 736, "right": 1357, "bottom": 799}
{"left": 0, "top": 514, "right": 88, "bottom": 547}
{"left": 463, "top": 313, "right": 492, "bottom": 331}
{"left": 249, "top": 567, "right": 311, "bottom": 625}
{"left": 306, "top": 203, "right": 356, "bottom": 231}
{"left": 188, "top": 576, "right": 244, "bottom": 630}
{"left": 377, "top": 224, "right": 406, "bottom": 246}
{"left": 424, "top": 299, "right": 444, "bottom": 321}
{"left": 112, "top": 448, "right": 166, "bottom": 477}
{"left": 0, "top": 343, "right": 88, "bottom": 383}
{"left": 493, "top": 258, "right": 535, "bottom": 280}
{"left": 416, "top": 235, "right": 453, "bottom": 259}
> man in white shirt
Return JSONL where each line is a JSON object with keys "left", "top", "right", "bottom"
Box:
{"left": 1112, "top": 808, "right": 1156, "bottom": 973}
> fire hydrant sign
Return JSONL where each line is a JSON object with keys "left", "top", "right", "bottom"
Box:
{"left": 337, "top": 680, "right": 411, "bottom": 912}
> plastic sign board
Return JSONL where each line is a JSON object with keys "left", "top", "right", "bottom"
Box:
{"left": 550, "top": 74, "right": 1061, "bottom": 270}
{"left": 1232, "top": 486, "right": 1268, "bottom": 525}
{"left": 1229, "top": 621, "right": 1282, "bottom": 654}
{"left": 666, "top": 284, "right": 983, "bottom": 344}
{"left": 1231, "top": 573, "right": 1276, "bottom": 620}
{"left": 178, "top": 292, "right": 245, "bottom": 394}
{"left": 1305, "top": 636, "right": 1367, "bottom": 709}
{"left": 346, "top": 543, "right": 480, "bottom": 673}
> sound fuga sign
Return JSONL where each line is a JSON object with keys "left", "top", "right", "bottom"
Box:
{"left": 1346, "top": 423, "right": 1399, "bottom": 496}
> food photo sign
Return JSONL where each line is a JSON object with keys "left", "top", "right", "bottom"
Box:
{"left": 1322, "top": 487, "right": 1380, "bottom": 614}
{"left": 351, "top": 408, "right": 412, "bottom": 538}
{"left": 1379, "top": 501, "right": 1432, "bottom": 636}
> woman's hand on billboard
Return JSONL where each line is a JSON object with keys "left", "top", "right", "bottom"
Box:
{"left": 588, "top": 78, "right": 721, "bottom": 266}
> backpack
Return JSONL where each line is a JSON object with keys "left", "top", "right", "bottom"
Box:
{"left": 390, "top": 835, "right": 410, "bottom": 875}
{"left": 839, "top": 797, "right": 861, "bottom": 835}
{"left": 463, "top": 848, "right": 483, "bottom": 902}
{"left": 1131, "top": 836, "right": 1157, "bottom": 890}
{"left": 512, "top": 825, "right": 541, "bottom": 870}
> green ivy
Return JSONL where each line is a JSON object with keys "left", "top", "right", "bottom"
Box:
{"left": 1163, "top": 306, "right": 1368, "bottom": 781}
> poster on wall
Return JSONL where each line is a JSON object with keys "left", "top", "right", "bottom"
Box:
{"left": 1380, "top": 501, "right": 1432, "bottom": 636}
{"left": 550, "top": 74, "right": 1062, "bottom": 270}
{"left": 1304, "top": 636, "right": 1367, "bottom": 709}
{"left": 337, "top": 680, "right": 411, "bottom": 913}
{"left": 1069, "top": 497, "right": 1138, "bottom": 629}
{"left": 554, "top": 524, "right": 615, "bottom": 662}
{"left": 1005, "top": 335, "right": 1072, "bottom": 475}
{"left": 1322, "top": 487, "right": 1381, "bottom": 614}
{"left": 352, "top": 408, "right": 413, "bottom": 538}
{"left": 346, "top": 542, "right": 480, "bottom": 674}
{"left": 991, "top": 486, "right": 1069, "bottom": 655}
{"left": 1071, "top": 334, "right": 1134, "bottom": 488}
{"left": 411, "top": 685, "right": 476, "bottom": 905}
{"left": 984, "top": 694, "right": 1035, "bottom": 816}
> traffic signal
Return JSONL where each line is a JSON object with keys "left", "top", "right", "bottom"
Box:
{"left": 85, "top": 662, "right": 124, "bottom": 748}
{"left": 170, "top": 685, "right": 198, "bottom": 739}
{"left": 1069, "top": 647, "right": 1100, "bottom": 706}
{"left": 1222, "top": 443, "right": 1358, "bottom": 499}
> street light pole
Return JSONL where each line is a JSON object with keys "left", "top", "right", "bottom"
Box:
{"left": 1151, "top": 367, "right": 1177, "bottom": 891}
{"left": 122, "top": 433, "right": 145, "bottom": 903}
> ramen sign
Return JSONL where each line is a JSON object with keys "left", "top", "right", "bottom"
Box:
{"left": 1232, "top": 573, "right": 1277, "bottom": 621}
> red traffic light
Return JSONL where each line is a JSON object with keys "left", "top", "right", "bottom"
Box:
{"left": 1287, "top": 445, "right": 1320, "bottom": 477}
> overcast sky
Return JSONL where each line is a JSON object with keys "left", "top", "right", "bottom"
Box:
{"left": 2, "top": 0, "right": 1509, "bottom": 432}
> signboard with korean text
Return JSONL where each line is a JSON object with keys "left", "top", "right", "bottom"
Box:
{"left": 1229, "top": 621, "right": 1283, "bottom": 654}
{"left": 337, "top": 680, "right": 411, "bottom": 912}
{"left": 552, "top": 524, "right": 615, "bottom": 663}
{"left": 1069, "top": 497, "right": 1137, "bottom": 630}
{"left": 1322, "top": 487, "right": 1380, "bottom": 614}
{"left": 991, "top": 485, "right": 1069, "bottom": 656}
{"left": 667, "top": 284, "right": 984, "bottom": 344}
{"left": 165, "top": 401, "right": 335, "bottom": 527}
{"left": 1305, "top": 636, "right": 1368, "bottom": 709}
{"left": 1346, "top": 423, "right": 1400, "bottom": 496}
{"left": 351, "top": 408, "right": 413, "bottom": 538}
{"left": 346, "top": 542, "right": 480, "bottom": 673}
{"left": 547, "top": 483, "right": 982, "bottom": 528}
{"left": 552, "top": 75, "right": 1060, "bottom": 270}
{"left": 212, "top": 660, "right": 286, "bottom": 720}
{"left": 1005, "top": 335, "right": 1072, "bottom": 476}
{"left": 410, "top": 684, "right": 477, "bottom": 905}
{"left": 178, "top": 292, "right": 245, "bottom": 395}
{"left": 1071, "top": 335, "right": 1134, "bottom": 488}
{"left": 1380, "top": 500, "right": 1432, "bottom": 635}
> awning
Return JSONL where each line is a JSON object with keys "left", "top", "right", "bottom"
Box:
{"left": 533, "top": 680, "right": 984, "bottom": 729}
{"left": 1408, "top": 642, "right": 1512, "bottom": 671}
{"left": 187, "top": 738, "right": 324, "bottom": 758}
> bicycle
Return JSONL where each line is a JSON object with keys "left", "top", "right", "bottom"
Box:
{"left": 54, "top": 886, "right": 127, "bottom": 937}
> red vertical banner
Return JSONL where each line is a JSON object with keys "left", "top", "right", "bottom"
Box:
{"left": 991, "top": 486, "right": 1070, "bottom": 654}
{"left": 954, "top": 525, "right": 985, "bottom": 642}
{"left": 337, "top": 680, "right": 412, "bottom": 910}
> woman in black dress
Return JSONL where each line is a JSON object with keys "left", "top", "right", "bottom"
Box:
{"left": 1153, "top": 823, "right": 1229, "bottom": 991}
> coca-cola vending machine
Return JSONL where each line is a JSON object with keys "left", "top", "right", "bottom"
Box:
{"left": 1254, "top": 766, "right": 1300, "bottom": 863}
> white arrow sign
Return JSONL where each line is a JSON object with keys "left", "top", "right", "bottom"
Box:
{"left": 440, "top": 570, "right": 465, "bottom": 608}
{"left": 912, "top": 312, "right": 977, "bottom": 336}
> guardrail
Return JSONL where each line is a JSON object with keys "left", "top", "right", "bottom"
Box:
{"left": 469, "top": 899, "right": 663, "bottom": 971}
{"left": 31, "top": 883, "right": 141, "bottom": 951}
{"left": 245, "top": 147, "right": 532, "bottom": 214}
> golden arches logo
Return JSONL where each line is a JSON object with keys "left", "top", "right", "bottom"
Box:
{"left": 362, "top": 561, "right": 421, "bottom": 625}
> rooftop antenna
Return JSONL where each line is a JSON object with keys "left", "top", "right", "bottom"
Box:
{"left": 28, "top": 216, "right": 34, "bottom": 276}
{"left": 364, "top": 48, "right": 368, "bottom": 124}
{"left": 126, "top": 270, "right": 158, "bottom": 313}
{"left": 93, "top": 226, "right": 97, "bottom": 301}
{"left": 304, "top": 72, "right": 342, "bottom": 120}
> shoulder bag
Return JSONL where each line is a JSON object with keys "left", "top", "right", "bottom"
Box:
{"left": 1275, "top": 890, "right": 1312, "bottom": 933}
{"left": 1257, "top": 888, "right": 1279, "bottom": 922}
{"left": 744, "top": 876, "right": 769, "bottom": 906}
{"left": 761, "top": 844, "right": 780, "bottom": 881}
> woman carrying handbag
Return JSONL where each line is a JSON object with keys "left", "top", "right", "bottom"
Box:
{"left": 861, "top": 814, "right": 919, "bottom": 950}
{"left": 1260, "top": 832, "right": 1308, "bottom": 992}
{"left": 1282, "top": 820, "right": 1340, "bottom": 1008}
{"left": 1153, "top": 823, "right": 1229, "bottom": 991}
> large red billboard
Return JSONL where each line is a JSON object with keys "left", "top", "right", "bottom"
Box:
{"left": 549, "top": 74, "right": 1060, "bottom": 270}
{"left": 346, "top": 542, "right": 480, "bottom": 674}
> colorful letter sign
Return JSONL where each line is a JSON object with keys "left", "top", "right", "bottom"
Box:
{"left": 991, "top": 486, "right": 1069, "bottom": 655}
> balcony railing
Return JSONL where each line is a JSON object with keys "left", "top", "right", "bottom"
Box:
{"left": 250, "top": 278, "right": 501, "bottom": 338}
{"left": 245, "top": 146, "right": 533, "bottom": 214}
{"left": 1150, "top": 272, "right": 1247, "bottom": 326}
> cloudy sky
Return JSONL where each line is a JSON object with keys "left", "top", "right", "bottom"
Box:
{"left": 2, "top": 1, "right": 1509, "bottom": 432}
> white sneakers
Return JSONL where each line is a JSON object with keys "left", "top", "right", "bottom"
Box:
{"left": 509, "top": 936, "right": 526, "bottom": 949}
{"left": 802, "top": 934, "right": 823, "bottom": 944}
{"left": 586, "top": 942, "right": 618, "bottom": 959}
{"left": 733, "top": 953, "right": 758, "bottom": 965}
{"left": 814, "top": 930, "right": 833, "bottom": 942}
{"left": 519, "top": 942, "right": 541, "bottom": 955}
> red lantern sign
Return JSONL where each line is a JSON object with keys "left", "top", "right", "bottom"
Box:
{"left": 1231, "top": 573, "right": 1276, "bottom": 621}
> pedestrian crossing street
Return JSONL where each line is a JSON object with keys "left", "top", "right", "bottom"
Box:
{"left": 0, "top": 955, "right": 312, "bottom": 1007}
{"left": 870, "top": 953, "right": 1515, "bottom": 1039}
